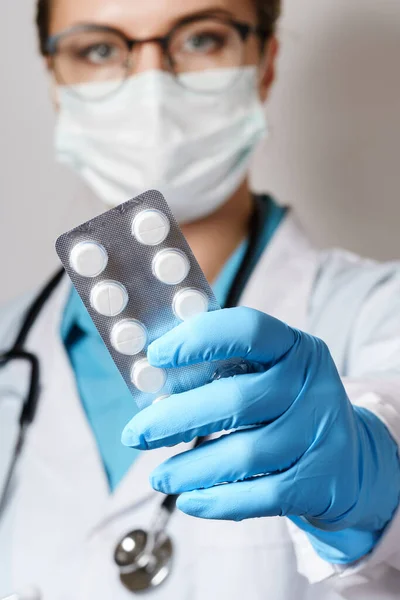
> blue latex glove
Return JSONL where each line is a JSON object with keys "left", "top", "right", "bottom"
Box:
{"left": 122, "top": 308, "right": 400, "bottom": 563}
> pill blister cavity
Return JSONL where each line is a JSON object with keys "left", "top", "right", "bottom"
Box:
{"left": 91, "top": 281, "right": 129, "bottom": 317}
{"left": 132, "top": 210, "right": 170, "bottom": 246}
{"left": 173, "top": 288, "right": 209, "bottom": 321}
{"left": 131, "top": 359, "right": 167, "bottom": 394}
{"left": 111, "top": 320, "right": 148, "bottom": 356}
{"left": 153, "top": 249, "right": 190, "bottom": 285}
{"left": 70, "top": 241, "right": 108, "bottom": 278}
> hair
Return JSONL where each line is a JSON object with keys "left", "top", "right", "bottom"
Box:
{"left": 37, "top": 0, "right": 50, "bottom": 54}
{"left": 256, "top": 1, "right": 281, "bottom": 38}
{"left": 36, "top": 0, "right": 281, "bottom": 55}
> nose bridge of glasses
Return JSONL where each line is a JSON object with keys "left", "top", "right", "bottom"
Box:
{"left": 126, "top": 36, "right": 170, "bottom": 75}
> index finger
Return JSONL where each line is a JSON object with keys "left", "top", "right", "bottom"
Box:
{"left": 148, "top": 307, "right": 297, "bottom": 369}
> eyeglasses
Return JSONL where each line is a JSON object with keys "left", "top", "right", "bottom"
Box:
{"left": 46, "top": 15, "right": 269, "bottom": 101}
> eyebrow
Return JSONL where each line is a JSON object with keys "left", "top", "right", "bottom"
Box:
{"left": 176, "top": 8, "right": 237, "bottom": 22}
{"left": 141, "top": 7, "right": 240, "bottom": 33}
{"left": 115, "top": 6, "right": 238, "bottom": 32}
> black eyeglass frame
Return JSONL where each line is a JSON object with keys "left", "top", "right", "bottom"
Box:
{"left": 46, "top": 15, "right": 271, "bottom": 56}
{"left": 45, "top": 15, "right": 271, "bottom": 98}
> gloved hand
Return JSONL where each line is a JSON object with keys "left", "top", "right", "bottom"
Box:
{"left": 122, "top": 308, "right": 400, "bottom": 563}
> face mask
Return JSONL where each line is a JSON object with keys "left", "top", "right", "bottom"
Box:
{"left": 55, "top": 67, "right": 267, "bottom": 224}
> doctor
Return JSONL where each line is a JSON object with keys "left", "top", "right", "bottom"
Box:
{"left": 1, "top": 0, "right": 400, "bottom": 598}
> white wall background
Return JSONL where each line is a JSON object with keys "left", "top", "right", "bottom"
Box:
{"left": 1, "top": 0, "right": 400, "bottom": 304}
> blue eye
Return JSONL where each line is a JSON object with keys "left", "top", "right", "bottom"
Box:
{"left": 80, "top": 43, "right": 120, "bottom": 64}
{"left": 184, "top": 33, "right": 226, "bottom": 53}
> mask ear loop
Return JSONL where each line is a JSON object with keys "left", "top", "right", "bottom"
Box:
{"left": 46, "top": 56, "right": 61, "bottom": 111}
{"left": 50, "top": 77, "right": 60, "bottom": 111}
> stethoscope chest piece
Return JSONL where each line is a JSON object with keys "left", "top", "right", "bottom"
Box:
{"left": 114, "top": 529, "right": 173, "bottom": 593}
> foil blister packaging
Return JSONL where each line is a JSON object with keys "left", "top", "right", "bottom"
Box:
{"left": 56, "top": 189, "right": 245, "bottom": 411}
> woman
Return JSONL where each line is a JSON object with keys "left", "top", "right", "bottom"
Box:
{"left": 0, "top": 0, "right": 400, "bottom": 598}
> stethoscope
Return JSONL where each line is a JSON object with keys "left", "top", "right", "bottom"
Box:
{"left": 0, "top": 196, "right": 271, "bottom": 596}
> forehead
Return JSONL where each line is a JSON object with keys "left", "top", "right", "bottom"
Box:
{"left": 50, "top": 0, "right": 258, "bottom": 36}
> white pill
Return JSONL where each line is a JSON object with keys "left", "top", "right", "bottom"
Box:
{"left": 131, "top": 359, "right": 167, "bottom": 394}
{"left": 111, "top": 320, "right": 147, "bottom": 356}
{"left": 90, "top": 281, "right": 128, "bottom": 317}
{"left": 152, "top": 249, "right": 190, "bottom": 286}
{"left": 132, "top": 210, "right": 170, "bottom": 246}
{"left": 70, "top": 241, "right": 108, "bottom": 278}
{"left": 173, "top": 288, "right": 209, "bottom": 321}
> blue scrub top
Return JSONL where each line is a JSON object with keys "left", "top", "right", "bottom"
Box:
{"left": 60, "top": 196, "right": 286, "bottom": 491}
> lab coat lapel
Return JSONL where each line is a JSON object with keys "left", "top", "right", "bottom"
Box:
{"left": 240, "top": 213, "right": 319, "bottom": 328}
{"left": 10, "top": 276, "right": 187, "bottom": 597}
{"left": 6, "top": 223, "right": 345, "bottom": 600}
{"left": 11, "top": 277, "right": 111, "bottom": 592}
{"left": 97, "top": 214, "right": 323, "bottom": 598}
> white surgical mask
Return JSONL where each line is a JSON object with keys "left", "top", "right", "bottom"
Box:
{"left": 55, "top": 67, "right": 267, "bottom": 223}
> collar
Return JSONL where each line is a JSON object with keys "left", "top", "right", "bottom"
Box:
{"left": 213, "top": 195, "right": 287, "bottom": 308}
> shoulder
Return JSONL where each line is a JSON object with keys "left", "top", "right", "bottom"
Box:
{"left": 276, "top": 217, "right": 400, "bottom": 327}
{"left": 312, "top": 248, "right": 400, "bottom": 311}
{"left": 309, "top": 249, "right": 400, "bottom": 370}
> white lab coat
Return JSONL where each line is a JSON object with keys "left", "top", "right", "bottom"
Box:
{"left": 1, "top": 213, "right": 400, "bottom": 600}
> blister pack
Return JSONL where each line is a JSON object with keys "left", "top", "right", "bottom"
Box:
{"left": 56, "top": 190, "right": 245, "bottom": 411}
